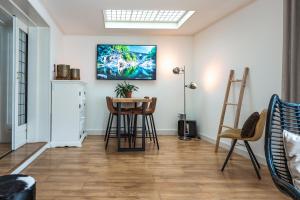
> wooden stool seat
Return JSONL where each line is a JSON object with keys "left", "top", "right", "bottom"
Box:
{"left": 130, "top": 108, "right": 152, "bottom": 115}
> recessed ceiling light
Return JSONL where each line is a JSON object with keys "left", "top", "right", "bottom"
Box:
{"left": 103, "top": 9, "right": 195, "bottom": 29}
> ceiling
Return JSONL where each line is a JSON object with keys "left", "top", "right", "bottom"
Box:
{"left": 0, "top": 0, "right": 48, "bottom": 27}
{"left": 41, "top": 0, "right": 254, "bottom": 36}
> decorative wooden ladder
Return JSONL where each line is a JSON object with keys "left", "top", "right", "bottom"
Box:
{"left": 214, "top": 67, "right": 249, "bottom": 152}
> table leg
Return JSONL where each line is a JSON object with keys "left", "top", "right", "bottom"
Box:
{"left": 117, "top": 102, "right": 121, "bottom": 151}
{"left": 127, "top": 114, "right": 131, "bottom": 148}
{"left": 133, "top": 114, "right": 137, "bottom": 148}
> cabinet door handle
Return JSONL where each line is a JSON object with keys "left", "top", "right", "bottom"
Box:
{"left": 17, "top": 72, "right": 22, "bottom": 80}
{"left": 79, "top": 104, "right": 81, "bottom": 109}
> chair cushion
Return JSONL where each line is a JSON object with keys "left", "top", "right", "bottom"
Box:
{"left": 241, "top": 112, "right": 260, "bottom": 138}
{"left": 220, "top": 129, "right": 242, "bottom": 139}
{"left": 283, "top": 130, "right": 300, "bottom": 190}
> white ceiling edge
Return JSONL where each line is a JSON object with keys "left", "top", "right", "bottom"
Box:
{"left": 42, "top": 0, "right": 256, "bottom": 36}
{"left": 0, "top": 0, "right": 48, "bottom": 27}
{"left": 192, "top": 0, "right": 255, "bottom": 36}
{"left": 177, "top": 11, "right": 195, "bottom": 28}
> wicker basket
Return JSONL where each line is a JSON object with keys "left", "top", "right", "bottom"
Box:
{"left": 56, "top": 64, "right": 70, "bottom": 80}
{"left": 71, "top": 68, "right": 80, "bottom": 80}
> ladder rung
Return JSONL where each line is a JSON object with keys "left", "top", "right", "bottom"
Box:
{"left": 231, "top": 79, "right": 243, "bottom": 83}
{"left": 221, "top": 125, "right": 235, "bottom": 129}
{"left": 226, "top": 103, "right": 238, "bottom": 106}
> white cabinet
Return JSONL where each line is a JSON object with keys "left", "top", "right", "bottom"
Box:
{"left": 51, "top": 80, "right": 87, "bottom": 147}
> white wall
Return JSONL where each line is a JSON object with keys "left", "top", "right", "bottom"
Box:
{"left": 26, "top": 0, "right": 64, "bottom": 142}
{"left": 27, "top": 27, "right": 51, "bottom": 142}
{"left": 0, "top": 22, "right": 13, "bottom": 143}
{"left": 192, "top": 0, "right": 283, "bottom": 161}
{"left": 62, "top": 36, "right": 194, "bottom": 134}
{"left": 29, "top": 0, "right": 64, "bottom": 66}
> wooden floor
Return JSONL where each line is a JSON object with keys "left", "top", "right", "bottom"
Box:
{"left": 0, "top": 143, "right": 11, "bottom": 158}
{"left": 0, "top": 142, "right": 47, "bottom": 175}
{"left": 23, "top": 136, "right": 288, "bottom": 200}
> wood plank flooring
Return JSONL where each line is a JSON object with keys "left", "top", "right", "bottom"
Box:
{"left": 23, "top": 136, "right": 288, "bottom": 200}
{"left": 0, "top": 143, "right": 11, "bottom": 158}
{"left": 0, "top": 142, "right": 47, "bottom": 175}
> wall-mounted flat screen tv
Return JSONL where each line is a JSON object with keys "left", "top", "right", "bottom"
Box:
{"left": 96, "top": 44, "right": 157, "bottom": 80}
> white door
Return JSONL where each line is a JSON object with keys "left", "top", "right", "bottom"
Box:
{"left": 12, "top": 17, "right": 28, "bottom": 150}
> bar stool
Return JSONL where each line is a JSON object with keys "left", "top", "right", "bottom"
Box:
{"left": 132, "top": 97, "right": 159, "bottom": 150}
{"left": 132, "top": 96, "right": 153, "bottom": 141}
{"left": 104, "top": 96, "right": 131, "bottom": 150}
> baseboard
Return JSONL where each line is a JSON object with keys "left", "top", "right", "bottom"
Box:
{"left": 50, "top": 141, "right": 82, "bottom": 147}
{"left": 10, "top": 143, "right": 49, "bottom": 174}
{"left": 200, "top": 134, "right": 266, "bottom": 165}
{"left": 86, "top": 129, "right": 177, "bottom": 136}
{"left": 50, "top": 132, "right": 87, "bottom": 147}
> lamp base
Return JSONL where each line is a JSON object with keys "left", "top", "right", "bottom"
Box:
{"left": 178, "top": 135, "right": 192, "bottom": 141}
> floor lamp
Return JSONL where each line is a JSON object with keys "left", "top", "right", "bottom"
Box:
{"left": 172, "top": 66, "right": 197, "bottom": 140}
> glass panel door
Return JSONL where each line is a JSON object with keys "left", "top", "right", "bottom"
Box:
{"left": 13, "top": 17, "right": 28, "bottom": 150}
{"left": 17, "top": 29, "right": 28, "bottom": 126}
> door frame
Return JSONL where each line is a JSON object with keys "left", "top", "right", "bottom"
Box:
{"left": 12, "top": 17, "right": 28, "bottom": 150}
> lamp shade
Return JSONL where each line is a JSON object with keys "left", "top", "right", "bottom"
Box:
{"left": 186, "top": 82, "right": 197, "bottom": 89}
{"left": 172, "top": 67, "right": 181, "bottom": 74}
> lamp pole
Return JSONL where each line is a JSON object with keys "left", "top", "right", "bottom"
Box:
{"left": 172, "top": 66, "right": 197, "bottom": 140}
{"left": 183, "top": 65, "right": 186, "bottom": 116}
{"left": 182, "top": 66, "right": 191, "bottom": 140}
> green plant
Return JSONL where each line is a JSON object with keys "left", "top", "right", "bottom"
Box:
{"left": 114, "top": 81, "right": 139, "bottom": 97}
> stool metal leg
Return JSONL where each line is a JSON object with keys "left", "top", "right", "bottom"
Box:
{"left": 105, "top": 115, "right": 114, "bottom": 150}
{"left": 221, "top": 139, "right": 237, "bottom": 171}
{"left": 104, "top": 113, "right": 112, "bottom": 141}
{"left": 133, "top": 114, "right": 137, "bottom": 148}
{"left": 117, "top": 103, "right": 121, "bottom": 151}
{"left": 123, "top": 115, "right": 127, "bottom": 141}
{"left": 146, "top": 115, "right": 152, "bottom": 142}
{"left": 127, "top": 114, "right": 131, "bottom": 148}
{"left": 244, "top": 141, "right": 261, "bottom": 179}
{"left": 150, "top": 114, "right": 159, "bottom": 150}
{"left": 244, "top": 141, "right": 260, "bottom": 169}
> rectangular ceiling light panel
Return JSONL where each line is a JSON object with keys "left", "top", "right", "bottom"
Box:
{"left": 103, "top": 10, "right": 195, "bottom": 29}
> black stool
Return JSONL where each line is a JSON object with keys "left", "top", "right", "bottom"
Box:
{"left": 132, "top": 97, "right": 159, "bottom": 150}
{"left": 0, "top": 174, "right": 36, "bottom": 200}
{"left": 104, "top": 97, "right": 132, "bottom": 150}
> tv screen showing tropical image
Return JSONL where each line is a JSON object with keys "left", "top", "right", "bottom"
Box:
{"left": 96, "top": 44, "right": 157, "bottom": 80}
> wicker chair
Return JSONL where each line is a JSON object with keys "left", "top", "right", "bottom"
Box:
{"left": 265, "top": 94, "right": 300, "bottom": 199}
